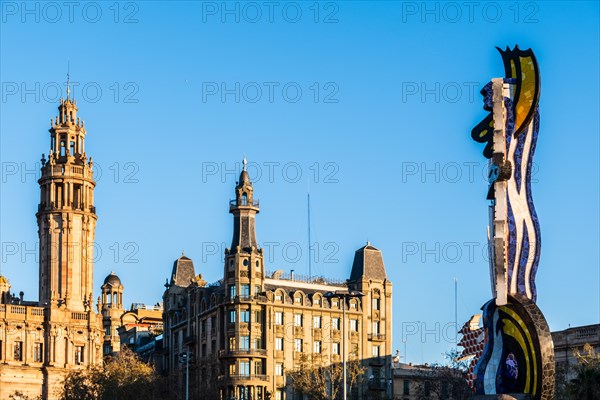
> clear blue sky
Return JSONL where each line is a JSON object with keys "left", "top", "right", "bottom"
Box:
{"left": 1, "top": 1, "right": 598, "bottom": 364}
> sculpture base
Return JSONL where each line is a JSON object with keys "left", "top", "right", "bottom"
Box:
{"left": 470, "top": 395, "right": 532, "bottom": 400}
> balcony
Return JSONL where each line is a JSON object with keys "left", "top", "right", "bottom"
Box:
{"left": 1, "top": 305, "right": 45, "bottom": 319}
{"left": 71, "top": 312, "right": 88, "bottom": 321}
{"left": 218, "top": 374, "right": 269, "bottom": 382}
{"left": 229, "top": 199, "right": 260, "bottom": 210}
{"left": 368, "top": 333, "right": 386, "bottom": 341}
{"left": 218, "top": 348, "right": 267, "bottom": 358}
{"left": 42, "top": 164, "right": 94, "bottom": 180}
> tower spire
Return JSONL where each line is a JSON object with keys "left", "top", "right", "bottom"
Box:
{"left": 229, "top": 159, "right": 259, "bottom": 253}
{"left": 66, "top": 62, "right": 71, "bottom": 101}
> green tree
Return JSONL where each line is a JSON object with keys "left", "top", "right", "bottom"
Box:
{"left": 567, "top": 343, "right": 600, "bottom": 400}
{"left": 60, "top": 347, "right": 160, "bottom": 400}
{"left": 287, "top": 353, "right": 365, "bottom": 400}
{"left": 413, "top": 349, "right": 471, "bottom": 400}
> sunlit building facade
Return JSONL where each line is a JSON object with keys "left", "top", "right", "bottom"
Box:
{"left": 163, "top": 166, "right": 393, "bottom": 399}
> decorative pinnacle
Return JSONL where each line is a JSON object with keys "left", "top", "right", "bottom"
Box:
{"left": 243, "top": 157, "right": 247, "bottom": 171}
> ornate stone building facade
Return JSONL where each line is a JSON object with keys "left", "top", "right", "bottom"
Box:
{"left": 552, "top": 324, "right": 600, "bottom": 381}
{"left": 163, "top": 166, "right": 393, "bottom": 400}
{"left": 0, "top": 95, "right": 104, "bottom": 399}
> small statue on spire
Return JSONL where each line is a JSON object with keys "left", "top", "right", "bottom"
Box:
{"left": 242, "top": 157, "right": 247, "bottom": 171}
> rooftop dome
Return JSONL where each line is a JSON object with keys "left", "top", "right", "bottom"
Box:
{"left": 103, "top": 272, "right": 122, "bottom": 287}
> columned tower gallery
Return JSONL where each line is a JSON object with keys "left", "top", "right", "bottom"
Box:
{"left": 37, "top": 92, "right": 97, "bottom": 312}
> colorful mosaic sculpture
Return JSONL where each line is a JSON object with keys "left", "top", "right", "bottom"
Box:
{"left": 457, "top": 315, "right": 485, "bottom": 390}
{"left": 461, "top": 46, "right": 555, "bottom": 400}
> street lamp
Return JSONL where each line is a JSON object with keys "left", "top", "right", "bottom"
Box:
{"left": 324, "top": 289, "right": 364, "bottom": 400}
{"left": 178, "top": 350, "right": 194, "bottom": 400}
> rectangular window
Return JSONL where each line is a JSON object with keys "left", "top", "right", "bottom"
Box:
{"left": 254, "top": 359, "right": 263, "bottom": 375}
{"left": 332, "top": 317, "right": 340, "bottom": 330}
{"left": 275, "top": 293, "right": 283, "bottom": 301}
{"left": 240, "top": 309, "right": 250, "bottom": 323}
{"left": 70, "top": 141, "right": 75, "bottom": 155}
{"left": 253, "top": 337, "right": 261, "bottom": 350}
{"left": 254, "top": 285, "right": 261, "bottom": 295}
{"left": 276, "top": 389, "right": 284, "bottom": 400}
{"left": 75, "top": 345, "right": 84, "bottom": 364}
{"left": 372, "top": 345, "right": 380, "bottom": 357}
{"left": 34, "top": 343, "right": 43, "bottom": 362}
{"left": 403, "top": 379, "right": 410, "bottom": 395}
{"left": 350, "top": 319, "right": 358, "bottom": 331}
{"left": 350, "top": 301, "right": 357, "bottom": 309}
{"left": 313, "top": 340, "right": 322, "bottom": 354}
{"left": 275, "top": 311, "right": 284, "bottom": 325}
{"left": 373, "top": 321, "right": 380, "bottom": 335}
{"left": 229, "top": 310, "right": 236, "bottom": 323}
{"left": 332, "top": 342, "right": 340, "bottom": 355}
{"left": 240, "top": 336, "right": 250, "bottom": 350}
{"left": 241, "top": 284, "right": 250, "bottom": 297}
{"left": 275, "top": 337, "right": 284, "bottom": 351}
{"left": 313, "top": 316, "right": 322, "bottom": 328}
{"left": 294, "top": 314, "right": 302, "bottom": 327}
{"left": 373, "top": 298, "right": 380, "bottom": 310}
{"left": 239, "top": 361, "right": 250, "bottom": 376}
{"left": 294, "top": 338, "right": 303, "bottom": 352}
{"left": 229, "top": 285, "right": 236, "bottom": 298}
{"left": 104, "top": 344, "right": 111, "bottom": 355}
{"left": 105, "top": 326, "right": 110, "bottom": 336}
{"left": 14, "top": 341, "right": 23, "bottom": 362}
{"left": 229, "top": 363, "right": 236, "bottom": 375}
{"left": 275, "top": 363, "right": 284, "bottom": 376}
{"left": 253, "top": 309, "right": 262, "bottom": 323}
{"left": 229, "top": 336, "right": 236, "bottom": 351}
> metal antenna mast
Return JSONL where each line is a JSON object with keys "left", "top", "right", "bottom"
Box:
{"left": 307, "top": 189, "right": 312, "bottom": 279}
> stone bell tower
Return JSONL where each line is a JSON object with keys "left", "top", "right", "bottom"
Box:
{"left": 37, "top": 82, "right": 97, "bottom": 312}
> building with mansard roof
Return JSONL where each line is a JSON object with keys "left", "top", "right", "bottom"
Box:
{"left": 0, "top": 95, "right": 106, "bottom": 399}
{"left": 162, "top": 165, "right": 393, "bottom": 400}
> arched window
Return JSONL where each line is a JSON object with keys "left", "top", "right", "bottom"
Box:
{"left": 242, "top": 193, "right": 248, "bottom": 205}
{"left": 294, "top": 292, "right": 304, "bottom": 305}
